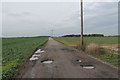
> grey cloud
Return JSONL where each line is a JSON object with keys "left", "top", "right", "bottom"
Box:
{"left": 2, "top": 2, "right": 118, "bottom": 37}
{"left": 8, "top": 11, "right": 32, "bottom": 17}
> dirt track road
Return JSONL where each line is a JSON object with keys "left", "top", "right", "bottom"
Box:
{"left": 17, "top": 38, "right": 118, "bottom": 78}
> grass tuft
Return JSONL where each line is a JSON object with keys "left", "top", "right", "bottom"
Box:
{"left": 85, "top": 43, "right": 100, "bottom": 56}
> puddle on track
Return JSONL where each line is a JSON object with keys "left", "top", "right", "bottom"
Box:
{"left": 35, "top": 49, "right": 41, "bottom": 53}
{"left": 29, "top": 57, "right": 38, "bottom": 61}
{"left": 80, "top": 65, "right": 95, "bottom": 69}
{"left": 41, "top": 59, "right": 54, "bottom": 64}
{"left": 76, "top": 59, "right": 82, "bottom": 63}
{"left": 32, "top": 54, "right": 40, "bottom": 57}
{"left": 35, "top": 49, "right": 45, "bottom": 53}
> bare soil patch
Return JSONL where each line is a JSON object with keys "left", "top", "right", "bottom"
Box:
{"left": 100, "top": 44, "right": 119, "bottom": 55}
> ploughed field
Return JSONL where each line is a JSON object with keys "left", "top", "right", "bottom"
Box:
{"left": 54, "top": 37, "right": 120, "bottom": 67}
{"left": 2, "top": 37, "right": 48, "bottom": 79}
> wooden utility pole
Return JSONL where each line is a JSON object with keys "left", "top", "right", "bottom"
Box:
{"left": 80, "top": 0, "right": 84, "bottom": 47}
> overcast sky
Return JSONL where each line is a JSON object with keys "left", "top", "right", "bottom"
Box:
{"left": 1, "top": 0, "right": 119, "bottom": 37}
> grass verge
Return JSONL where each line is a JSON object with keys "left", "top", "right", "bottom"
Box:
{"left": 53, "top": 37, "right": 119, "bottom": 67}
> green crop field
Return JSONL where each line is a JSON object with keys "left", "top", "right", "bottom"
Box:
{"left": 54, "top": 37, "right": 119, "bottom": 45}
{"left": 2, "top": 37, "right": 48, "bottom": 79}
{"left": 0, "top": 38, "right": 2, "bottom": 79}
{"left": 53, "top": 37, "right": 119, "bottom": 67}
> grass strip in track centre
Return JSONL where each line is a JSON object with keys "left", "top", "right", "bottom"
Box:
{"left": 2, "top": 37, "right": 48, "bottom": 79}
{"left": 53, "top": 37, "right": 119, "bottom": 67}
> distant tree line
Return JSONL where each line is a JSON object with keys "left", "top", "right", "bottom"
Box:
{"left": 106, "top": 35, "right": 120, "bottom": 37}
{"left": 62, "top": 34, "right": 104, "bottom": 37}
{"left": 34, "top": 36, "right": 50, "bottom": 37}
{"left": 19, "top": 36, "right": 50, "bottom": 38}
